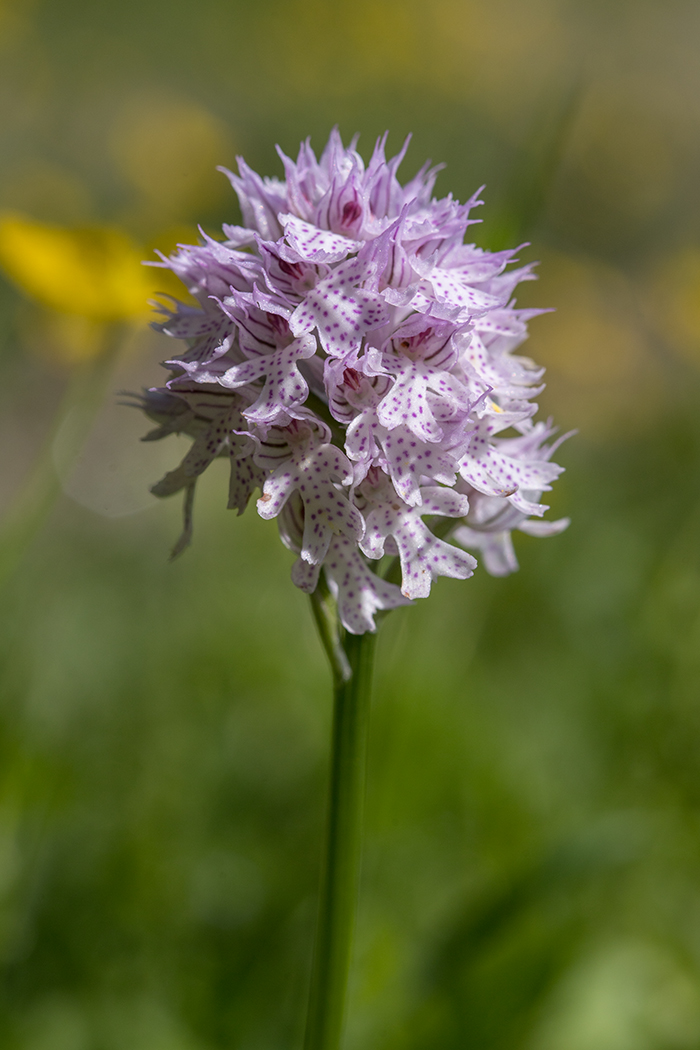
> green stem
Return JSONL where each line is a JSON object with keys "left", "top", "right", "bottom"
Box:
{"left": 305, "top": 610, "right": 377, "bottom": 1050}
{"left": 0, "top": 322, "right": 128, "bottom": 588}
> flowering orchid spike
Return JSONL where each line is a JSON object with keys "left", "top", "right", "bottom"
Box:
{"left": 137, "top": 130, "right": 570, "bottom": 633}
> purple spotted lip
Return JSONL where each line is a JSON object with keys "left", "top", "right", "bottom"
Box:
{"left": 136, "top": 129, "right": 570, "bottom": 633}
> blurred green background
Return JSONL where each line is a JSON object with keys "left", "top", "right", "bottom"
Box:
{"left": 2, "top": 0, "right": 700, "bottom": 1047}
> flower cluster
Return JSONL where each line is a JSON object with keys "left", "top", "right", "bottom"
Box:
{"left": 138, "top": 130, "right": 569, "bottom": 634}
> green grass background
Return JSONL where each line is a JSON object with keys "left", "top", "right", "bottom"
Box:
{"left": 2, "top": 0, "right": 700, "bottom": 1047}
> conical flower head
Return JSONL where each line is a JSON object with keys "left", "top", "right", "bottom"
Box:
{"left": 138, "top": 130, "right": 570, "bottom": 633}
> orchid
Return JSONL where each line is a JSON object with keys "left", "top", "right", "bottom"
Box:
{"left": 138, "top": 129, "right": 569, "bottom": 635}
{"left": 133, "top": 129, "right": 571, "bottom": 1050}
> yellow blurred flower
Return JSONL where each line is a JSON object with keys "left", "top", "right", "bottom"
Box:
{"left": 0, "top": 212, "right": 154, "bottom": 322}
{"left": 648, "top": 248, "right": 700, "bottom": 368}
{"left": 109, "top": 96, "right": 232, "bottom": 221}
{"left": 520, "top": 249, "right": 658, "bottom": 435}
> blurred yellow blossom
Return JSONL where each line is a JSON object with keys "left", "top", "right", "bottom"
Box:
{"left": 0, "top": 212, "right": 154, "bottom": 322}
{"left": 519, "top": 249, "right": 657, "bottom": 434}
{"left": 109, "top": 96, "right": 232, "bottom": 220}
{"left": 648, "top": 248, "right": 700, "bottom": 367}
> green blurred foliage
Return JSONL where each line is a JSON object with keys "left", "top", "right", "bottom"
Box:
{"left": 2, "top": 0, "right": 700, "bottom": 1047}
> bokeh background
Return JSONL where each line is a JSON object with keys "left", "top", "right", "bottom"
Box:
{"left": 1, "top": 0, "right": 700, "bottom": 1047}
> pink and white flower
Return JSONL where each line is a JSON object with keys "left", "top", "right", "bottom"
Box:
{"left": 139, "top": 130, "right": 570, "bottom": 633}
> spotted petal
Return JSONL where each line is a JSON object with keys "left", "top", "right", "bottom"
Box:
{"left": 218, "top": 334, "right": 317, "bottom": 423}
{"left": 323, "top": 537, "right": 410, "bottom": 633}
{"left": 151, "top": 403, "right": 246, "bottom": 497}
{"left": 380, "top": 426, "right": 457, "bottom": 507}
{"left": 290, "top": 258, "right": 390, "bottom": 357}
{"left": 361, "top": 490, "right": 476, "bottom": 599}
{"left": 280, "top": 214, "right": 360, "bottom": 264}
{"left": 257, "top": 443, "right": 364, "bottom": 565}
